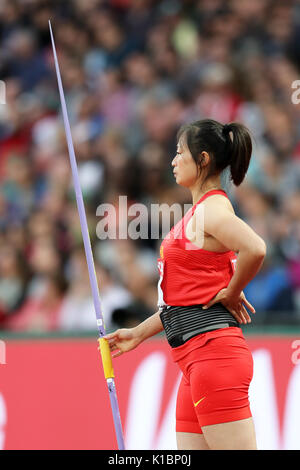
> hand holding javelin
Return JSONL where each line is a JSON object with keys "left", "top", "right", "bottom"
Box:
{"left": 202, "top": 288, "right": 255, "bottom": 324}
{"left": 104, "top": 329, "right": 142, "bottom": 358}
{"left": 104, "top": 310, "right": 164, "bottom": 358}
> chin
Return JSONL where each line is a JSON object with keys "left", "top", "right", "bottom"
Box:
{"left": 176, "top": 177, "right": 191, "bottom": 188}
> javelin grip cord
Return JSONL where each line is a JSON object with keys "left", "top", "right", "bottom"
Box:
{"left": 99, "top": 338, "right": 115, "bottom": 379}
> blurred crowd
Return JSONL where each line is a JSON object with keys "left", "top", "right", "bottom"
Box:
{"left": 1, "top": 0, "right": 300, "bottom": 334}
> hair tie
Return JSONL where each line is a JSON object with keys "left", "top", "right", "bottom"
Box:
{"left": 223, "top": 124, "right": 232, "bottom": 136}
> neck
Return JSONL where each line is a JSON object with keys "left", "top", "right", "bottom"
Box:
{"left": 190, "top": 177, "right": 222, "bottom": 205}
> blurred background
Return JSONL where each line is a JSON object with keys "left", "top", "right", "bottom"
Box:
{"left": 1, "top": 0, "right": 300, "bottom": 333}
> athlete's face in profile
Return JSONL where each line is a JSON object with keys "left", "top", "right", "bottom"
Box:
{"left": 171, "top": 136, "right": 199, "bottom": 188}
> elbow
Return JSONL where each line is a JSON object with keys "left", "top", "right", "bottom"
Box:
{"left": 239, "top": 239, "right": 267, "bottom": 260}
{"left": 253, "top": 239, "right": 267, "bottom": 260}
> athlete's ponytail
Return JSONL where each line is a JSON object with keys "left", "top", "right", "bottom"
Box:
{"left": 177, "top": 119, "right": 252, "bottom": 187}
{"left": 222, "top": 122, "right": 252, "bottom": 186}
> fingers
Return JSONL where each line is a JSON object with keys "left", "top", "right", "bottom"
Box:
{"left": 106, "top": 341, "right": 123, "bottom": 358}
{"left": 106, "top": 334, "right": 126, "bottom": 358}
{"left": 103, "top": 331, "right": 119, "bottom": 341}
{"left": 240, "top": 305, "right": 251, "bottom": 323}
{"left": 203, "top": 289, "right": 227, "bottom": 310}
{"left": 229, "top": 309, "right": 244, "bottom": 324}
{"left": 242, "top": 297, "right": 256, "bottom": 314}
{"left": 112, "top": 350, "right": 123, "bottom": 359}
{"left": 240, "top": 292, "right": 255, "bottom": 313}
{"left": 229, "top": 305, "right": 251, "bottom": 324}
{"left": 102, "top": 334, "right": 118, "bottom": 354}
{"left": 202, "top": 300, "right": 214, "bottom": 310}
{"left": 103, "top": 330, "right": 124, "bottom": 351}
{"left": 107, "top": 339, "right": 121, "bottom": 353}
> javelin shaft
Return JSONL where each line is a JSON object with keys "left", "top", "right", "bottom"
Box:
{"left": 49, "top": 20, "right": 125, "bottom": 450}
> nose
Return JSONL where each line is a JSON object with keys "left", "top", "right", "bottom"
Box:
{"left": 172, "top": 155, "right": 177, "bottom": 167}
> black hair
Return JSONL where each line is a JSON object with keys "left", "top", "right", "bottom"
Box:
{"left": 177, "top": 119, "right": 252, "bottom": 187}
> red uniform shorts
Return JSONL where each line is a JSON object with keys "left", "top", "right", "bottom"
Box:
{"left": 171, "top": 327, "right": 253, "bottom": 434}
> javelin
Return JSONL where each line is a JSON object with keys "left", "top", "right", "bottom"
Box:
{"left": 49, "top": 20, "right": 125, "bottom": 450}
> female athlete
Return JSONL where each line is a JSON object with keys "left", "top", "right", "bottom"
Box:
{"left": 105, "top": 119, "right": 266, "bottom": 450}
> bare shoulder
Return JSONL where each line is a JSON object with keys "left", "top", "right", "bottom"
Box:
{"left": 194, "top": 192, "right": 266, "bottom": 254}
{"left": 192, "top": 193, "right": 236, "bottom": 244}
{"left": 195, "top": 193, "right": 235, "bottom": 216}
{"left": 206, "top": 193, "right": 235, "bottom": 213}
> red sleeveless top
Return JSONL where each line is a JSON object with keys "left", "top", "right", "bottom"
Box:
{"left": 157, "top": 189, "right": 237, "bottom": 308}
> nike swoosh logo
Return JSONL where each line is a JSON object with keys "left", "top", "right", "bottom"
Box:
{"left": 194, "top": 397, "right": 206, "bottom": 407}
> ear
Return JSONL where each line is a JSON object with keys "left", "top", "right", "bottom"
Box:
{"left": 200, "top": 151, "right": 210, "bottom": 167}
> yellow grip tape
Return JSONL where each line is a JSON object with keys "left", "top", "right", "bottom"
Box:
{"left": 98, "top": 338, "right": 115, "bottom": 379}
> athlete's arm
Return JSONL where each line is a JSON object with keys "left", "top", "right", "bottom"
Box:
{"left": 203, "top": 196, "right": 266, "bottom": 295}
{"left": 104, "top": 310, "right": 164, "bottom": 358}
{"left": 195, "top": 196, "right": 266, "bottom": 322}
{"left": 134, "top": 310, "right": 164, "bottom": 340}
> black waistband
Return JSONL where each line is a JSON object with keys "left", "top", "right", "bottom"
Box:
{"left": 159, "top": 303, "right": 240, "bottom": 348}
